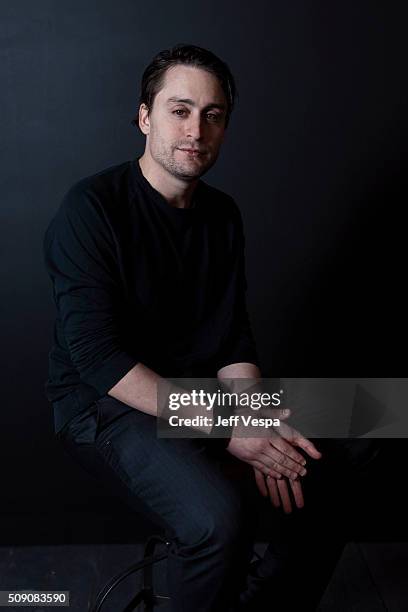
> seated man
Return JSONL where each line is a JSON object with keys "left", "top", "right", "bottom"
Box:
{"left": 43, "top": 43, "right": 380, "bottom": 611}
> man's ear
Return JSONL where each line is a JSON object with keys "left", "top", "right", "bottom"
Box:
{"left": 139, "top": 103, "right": 150, "bottom": 135}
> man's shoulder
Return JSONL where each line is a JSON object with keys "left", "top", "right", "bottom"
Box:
{"left": 63, "top": 160, "right": 132, "bottom": 205}
{"left": 46, "top": 161, "right": 133, "bottom": 238}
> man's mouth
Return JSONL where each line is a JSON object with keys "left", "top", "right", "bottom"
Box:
{"left": 177, "top": 148, "right": 205, "bottom": 155}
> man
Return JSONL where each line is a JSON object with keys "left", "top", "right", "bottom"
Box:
{"left": 43, "top": 44, "right": 378, "bottom": 611}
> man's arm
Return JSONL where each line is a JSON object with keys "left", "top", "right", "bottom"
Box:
{"left": 44, "top": 185, "right": 139, "bottom": 396}
{"left": 213, "top": 206, "right": 321, "bottom": 504}
{"left": 108, "top": 362, "right": 165, "bottom": 415}
{"left": 108, "top": 359, "right": 313, "bottom": 485}
{"left": 217, "top": 361, "right": 322, "bottom": 509}
{"left": 108, "top": 362, "right": 217, "bottom": 434}
{"left": 217, "top": 362, "right": 317, "bottom": 476}
{"left": 217, "top": 361, "right": 261, "bottom": 381}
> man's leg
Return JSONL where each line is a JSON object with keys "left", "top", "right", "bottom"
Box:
{"left": 58, "top": 396, "right": 259, "bottom": 612}
{"left": 238, "top": 437, "right": 383, "bottom": 611}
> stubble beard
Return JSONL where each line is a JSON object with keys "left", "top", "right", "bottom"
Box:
{"left": 152, "top": 138, "right": 218, "bottom": 181}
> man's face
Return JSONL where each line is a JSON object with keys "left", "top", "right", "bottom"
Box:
{"left": 139, "top": 65, "right": 228, "bottom": 181}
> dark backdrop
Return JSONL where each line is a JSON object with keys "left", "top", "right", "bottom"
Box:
{"left": 1, "top": 1, "right": 407, "bottom": 540}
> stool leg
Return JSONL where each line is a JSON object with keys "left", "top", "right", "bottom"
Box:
{"left": 142, "top": 537, "right": 172, "bottom": 612}
{"left": 90, "top": 545, "right": 169, "bottom": 612}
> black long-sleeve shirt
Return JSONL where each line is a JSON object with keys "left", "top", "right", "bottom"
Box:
{"left": 43, "top": 158, "right": 259, "bottom": 433}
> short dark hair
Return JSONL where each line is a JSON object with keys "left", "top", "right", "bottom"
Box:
{"left": 132, "top": 44, "right": 237, "bottom": 128}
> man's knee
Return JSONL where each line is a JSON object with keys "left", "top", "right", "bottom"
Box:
{"left": 174, "top": 491, "right": 252, "bottom": 555}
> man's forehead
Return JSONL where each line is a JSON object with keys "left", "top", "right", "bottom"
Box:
{"left": 164, "top": 96, "right": 226, "bottom": 110}
{"left": 157, "top": 65, "right": 226, "bottom": 105}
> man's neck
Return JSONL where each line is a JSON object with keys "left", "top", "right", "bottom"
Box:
{"left": 138, "top": 153, "right": 198, "bottom": 209}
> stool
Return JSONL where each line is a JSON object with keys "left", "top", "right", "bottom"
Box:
{"left": 90, "top": 534, "right": 172, "bottom": 611}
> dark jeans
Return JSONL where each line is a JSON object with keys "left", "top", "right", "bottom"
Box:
{"left": 57, "top": 395, "right": 384, "bottom": 612}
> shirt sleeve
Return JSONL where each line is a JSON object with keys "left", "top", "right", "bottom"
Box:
{"left": 215, "top": 204, "right": 260, "bottom": 371}
{"left": 43, "top": 184, "right": 138, "bottom": 395}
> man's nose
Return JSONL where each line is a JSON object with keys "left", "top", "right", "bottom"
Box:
{"left": 185, "top": 114, "right": 204, "bottom": 140}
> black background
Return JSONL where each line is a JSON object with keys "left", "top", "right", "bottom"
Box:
{"left": 1, "top": 1, "right": 407, "bottom": 539}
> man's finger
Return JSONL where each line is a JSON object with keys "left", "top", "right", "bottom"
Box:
{"left": 277, "top": 478, "right": 293, "bottom": 513}
{"left": 254, "top": 467, "right": 268, "bottom": 497}
{"left": 289, "top": 478, "right": 305, "bottom": 509}
{"left": 251, "top": 460, "right": 282, "bottom": 481}
{"left": 262, "top": 445, "right": 307, "bottom": 479}
{"left": 266, "top": 476, "right": 281, "bottom": 508}
{"left": 268, "top": 437, "right": 307, "bottom": 468}
{"left": 292, "top": 434, "right": 322, "bottom": 460}
{"left": 259, "top": 450, "right": 302, "bottom": 480}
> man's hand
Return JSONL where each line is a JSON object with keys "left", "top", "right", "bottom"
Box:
{"left": 226, "top": 413, "right": 322, "bottom": 480}
{"left": 254, "top": 468, "right": 305, "bottom": 513}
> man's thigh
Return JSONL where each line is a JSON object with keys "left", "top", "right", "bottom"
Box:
{"left": 58, "top": 396, "right": 259, "bottom": 542}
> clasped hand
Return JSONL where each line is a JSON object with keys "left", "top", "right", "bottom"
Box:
{"left": 226, "top": 408, "right": 322, "bottom": 513}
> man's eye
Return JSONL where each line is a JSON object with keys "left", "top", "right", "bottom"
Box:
{"left": 206, "top": 113, "right": 221, "bottom": 122}
{"left": 173, "top": 109, "right": 187, "bottom": 117}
